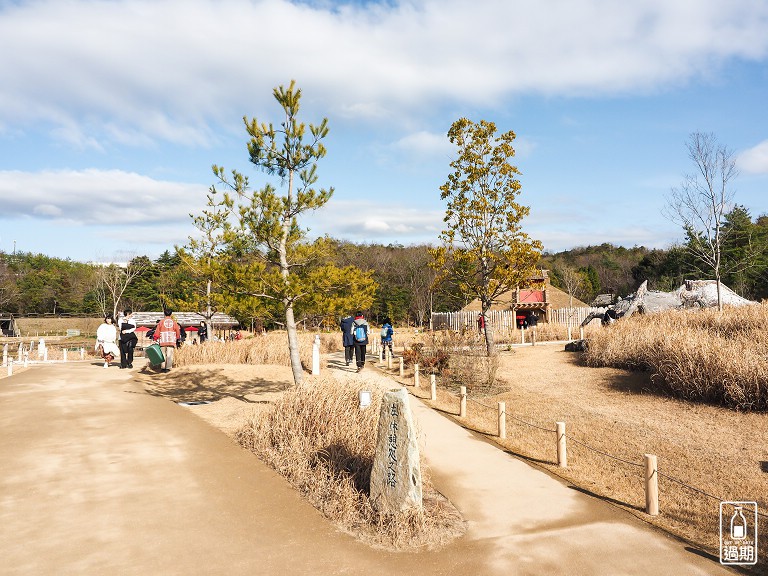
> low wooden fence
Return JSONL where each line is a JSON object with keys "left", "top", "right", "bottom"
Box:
{"left": 432, "top": 307, "right": 604, "bottom": 331}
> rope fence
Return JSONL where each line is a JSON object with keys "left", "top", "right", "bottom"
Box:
{"left": 381, "top": 359, "right": 767, "bottom": 520}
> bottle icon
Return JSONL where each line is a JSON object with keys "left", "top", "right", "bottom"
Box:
{"left": 730, "top": 506, "right": 747, "bottom": 540}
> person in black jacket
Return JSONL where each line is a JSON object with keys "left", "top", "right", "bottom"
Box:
{"left": 350, "top": 312, "right": 369, "bottom": 372}
{"left": 118, "top": 309, "right": 138, "bottom": 369}
{"left": 340, "top": 314, "right": 355, "bottom": 366}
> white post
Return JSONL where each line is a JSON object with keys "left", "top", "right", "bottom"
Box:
{"left": 579, "top": 326, "right": 584, "bottom": 340}
{"left": 7, "top": 359, "right": 12, "bottom": 377}
{"left": 430, "top": 374, "right": 436, "bottom": 401}
{"left": 2, "top": 344, "right": 6, "bottom": 367}
{"left": 311, "top": 335, "right": 320, "bottom": 375}
{"left": 567, "top": 326, "right": 572, "bottom": 341}
{"left": 63, "top": 348, "right": 68, "bottom": 363}
{"left": 43, "top": 348, "right": 48, "bottom": 362}
{"left": 386, "top": 349, "right": 392, "bottom": 370}
{"left": 414, "top": 363, "right": 420, "bottom": 387}
{"left": 531, "top": 327, "right": 536, "bottom": 346}
{"left": 18, "top": 344, "right": 22, "bottom": 362}
{"left": 23, "top": 351, "right": 28, "bottom": 368}
{"left": 399, "top": 357, "right": 404, "bottom": 377}
{"left": 556, "top": 422, "right": 567, "bottom": 467}
{"left": 498, "top": 402, "right": 506, "bottom": 439}
{"left": 459, "top": 386, "right": 467, "bottom": 417}
{"left": 645, "top": 454, "right": 659, "bottom": 516}
{"left": 520, "top": 326, "right": 525, "bottom": 344}
{"left": 80, "top": 347, "right": 85, "bottom": 360}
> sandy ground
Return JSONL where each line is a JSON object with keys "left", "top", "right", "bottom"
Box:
{"left": 133, "top": 346, "right": 767, "bottom": 568}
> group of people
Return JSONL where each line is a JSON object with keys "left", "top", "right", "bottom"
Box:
{"left": 95, "top": 310, "right": 138, "bottom": 369}
{"left": 340, "top": 312, "right": 393, "bottom": 372}
{"left": 95, "top": 310, "right": 209, "bottom": 372}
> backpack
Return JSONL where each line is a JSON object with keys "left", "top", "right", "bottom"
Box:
{"left": 380, "top": 327, "right": 389, "bottom": 339}
{"left": 353, "top": 324, "right": 367, "bottom": 342}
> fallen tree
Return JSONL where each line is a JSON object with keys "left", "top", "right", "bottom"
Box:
{"left": 581, "top": 280, "right": 756, "bottom": 327}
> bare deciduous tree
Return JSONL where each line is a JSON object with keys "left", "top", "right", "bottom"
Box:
{"left": 664, "top": 132, "right": 738, "bottom": 311}
{"left": 94, "top": 257, "right": 150, "bottom": 318}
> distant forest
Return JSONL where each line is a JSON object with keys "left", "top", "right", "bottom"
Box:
{"left": 2, "top": 206, "right": 767, "bottom": 326}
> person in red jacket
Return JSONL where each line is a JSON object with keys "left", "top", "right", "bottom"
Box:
{"left": 153, "top": 308, "right": 181, "bottom": 372}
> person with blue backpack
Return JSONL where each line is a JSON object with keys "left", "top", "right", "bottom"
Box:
{"left": 350, "top": 311, "right": 369, "bottom": 372}
{"left": 380, "top": 317, "right": 394, "bottom": 357}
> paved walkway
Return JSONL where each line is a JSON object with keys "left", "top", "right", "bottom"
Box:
{"left": 0, "top": 358, "right": 738, "bottom": 575}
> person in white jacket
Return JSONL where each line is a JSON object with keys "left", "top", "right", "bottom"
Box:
{"left": 95, "top": 315, "right": 120, "bottom": 368}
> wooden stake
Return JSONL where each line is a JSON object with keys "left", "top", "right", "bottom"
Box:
{"left": 644, "top": 454, "right": 659, "bottom": 516}
{"left": 498, "top": 402, "right": 506, "bottom": 439}
{"left": 414, "top": 363, "right": 420, "bottom": 388}
{"left": 459, "top": 386, "right": 467, "bottom": 417}
{"left": 556, "top": 422, "right": 567, "bottom": 467}
{"left": 430, "top": 374, "right": 436, "bottom": 401}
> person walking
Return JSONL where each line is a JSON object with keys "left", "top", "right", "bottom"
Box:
{"left": 95, "top": 314, "right": 120, "bottom": 368}
{"left": 349, "top": 311, "right": 369, "bottom": 372}
{"left": 340, "top": 314, "right": 355, "bottom": 366}
{"left": 153, "top": 309, "right": 181, "bottom": 373}
{"left": 118, "top": 308, "right": 138, "bottom": 369}
{"left": 380, "top": 317, "right": 394, "bottom": 357}
{"left": 198, "top": 320, "right": 208, "bottom": 343}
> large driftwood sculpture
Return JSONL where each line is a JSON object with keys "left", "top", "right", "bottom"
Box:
{"left": 581, "top": 280, "right": 755, "bottom": 327}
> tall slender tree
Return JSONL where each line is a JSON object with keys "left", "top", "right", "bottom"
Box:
{"left": 213, "top": 81, "right": 333, "bottom": 385}
{"left": 431, "top": 118, "right": 542, "bottom": 355}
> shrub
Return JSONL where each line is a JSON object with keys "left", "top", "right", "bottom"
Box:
{"left": 584, "top": 304, "right": 768, "bottom": 410}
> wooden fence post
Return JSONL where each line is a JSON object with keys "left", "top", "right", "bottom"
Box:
{"left": 311, "top": 336, "right": 320, "bottom": 375}
{"left": 459, "top": 386, "right": 467, "bottom": 417}
{"left": 80, "top": 347, "right": 85, "bottom": 360}
{"left": 430, "top": 374, "right": 436, "bottom": 401}
{"left": 414, "top": 364, "right": 420, "bottom": 388}
{"left": 556, "top": 422, "right": 567, "bottom": 467}
{"left": 386, "top": 349, "right": 392, "bottom": 369}
{"left": 498, "top": 402, "right": 506, "bottom": 439}
{"left": 399, "top": 357, "right": 404, "bottom": 377}
{"left": 531, "top": 328, "right": 536, "bottom": 346}
{"left": 644, "top": 454, "right": 659, "bottom": 516}
{"left": 579, "top": 327, "right": 584, "bottom": 340}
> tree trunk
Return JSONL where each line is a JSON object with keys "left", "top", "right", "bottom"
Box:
{"left": 715, "top": 274, "right": 723, "bottom": 312}
{"left": 285, "top": 302, "right": 304, "bottom": 385}
{"left": 481, "top": 308, "right": 495, "bottom": 356}
{"left": 282, "top": 170, "right": 304, "bottom": 385}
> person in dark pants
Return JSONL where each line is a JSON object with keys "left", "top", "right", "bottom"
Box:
{"left": 340, "top": 314, "right": 355, "bottom": 366}
{"left": 350, "top": 311, "right": 369, "bottom": 372}
{"left": 118, "top": 308, "right": 138, "bottom": 369}
{"left": 198, "top": 321, "right": 208, "bottom": 343}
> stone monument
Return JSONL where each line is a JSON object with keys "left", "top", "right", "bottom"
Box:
{"left": 370, "top": 388, "right": 422, "bottom": 513}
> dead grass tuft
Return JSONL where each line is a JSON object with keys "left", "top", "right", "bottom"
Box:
{"left": 584, "top": 304, "right": 768, "bottom": 410}
{"left": 174, "top": 331, "right": 338, "bottom": 371}
{"left": 236, "top": 376, "right": 465, "bottom": 550}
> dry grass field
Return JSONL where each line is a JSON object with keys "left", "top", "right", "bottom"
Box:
{"left": 389, "top": 343, "right": 767, "bottom": 571}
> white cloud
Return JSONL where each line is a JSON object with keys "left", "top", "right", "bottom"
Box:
{"left": 1, "top": 0, "right": 767, "bottom": 147}
{"left": 0, "top": 169, "right": 207, "bottom": 226}
{"left": 305, "top": 199, "right": 444, "bottom": 244}
{"left": 392, "top": 131, "right": 453, "bottom": 159}
{"left": 737, "top": 140, "right": 768, "bottom": 174}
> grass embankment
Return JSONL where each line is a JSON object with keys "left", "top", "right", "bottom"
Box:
{"left": 235, "top": 377, "right": 465, "bottom": 550}
{"left": 584, "top": 304, "right": 768, "bottom": 410}
{"left": 174, "top": 331, "right": 339, "bottom": 370}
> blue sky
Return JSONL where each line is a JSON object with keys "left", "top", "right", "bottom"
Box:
{"left": 1, "top": 0, "right": 768, "bottom": 263}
